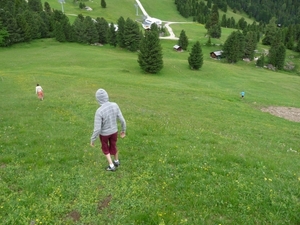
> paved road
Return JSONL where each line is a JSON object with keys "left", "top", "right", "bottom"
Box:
{"left": 135, "top": 0, "right": 194, "bottom": 40}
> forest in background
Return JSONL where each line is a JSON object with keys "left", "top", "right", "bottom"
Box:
{"left": 0, "top": 0, "right": 300, "bottom": 72}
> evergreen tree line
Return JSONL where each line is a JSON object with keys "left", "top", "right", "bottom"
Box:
{"left": 174, "top": 0, "right": 300, "bottom": 57}
{"left": 175, "top": 0, "right": 300, "bottom": 26}
{"left": 225, "top": 0, "right": 300, "bottom": 26}
{"left": 0, "top": 0, "right": 144, "bottom": 51}
{"left": 222, "top": 22, "right": 292, "bottom": 70}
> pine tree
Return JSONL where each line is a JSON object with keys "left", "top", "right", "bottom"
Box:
{"left": 0, "top": 21, "right": 9, "bottom": 46}
{"left": 210, "top": 5, "right": 219, "bottom": 25}
{"left": 275, "top": 44, "right": 286, "bottom": 70}
{"left": 223, "top": 31, "right": 245, "bottom": 63}
{"left": 244, "top": 31, "right": 257, "bottom": 60}
{"left": 16, "top": 14, "right": 32, "bottom": 42}
{"left": 208, "top": 4, "right": 221, "bottom": 38}
{"left": 138, "top": 30, "right": 163, "bottom": 74}
{"left": 95, "top": 17, "right": 109, "bottom": 44}
{"left": 295, "top": 38, "right": 300, "bottom": 52}
{"left": 54, "top": 21, "right": 66, "bottom": 42}
{"left": 28, "top": 0, "right": 43, "bottom": 12}
{"left": 150, "top": 23, "right": 159, "bottom": 33}
{"left": 268, "top": 30, "right": 286, "bottom": 70}
{"left": 206, "top": 36, "right": 211, "bottom": 46}
{"left": 117, "top": 16, "right": 126, "bottom": 48}
{"left": 178, "top": 30, "right": 188, "bottom": 50}
{"left": 188, "top": 41, "right": 203, "bottom": 70}
{"left": 83, "top": 16, "right": 98, "bottom": 44}
{"left": 101, "top": 0, "right": 106, "bottom": 8}
{"left": 73, "top": 14, "right": 86, "bottom": 43}
{"left": 221, "top": 14, "right": 227, "bottom": 27}
{"left": 124, "top": 17, "right": 140, "bottom": 52}
{"left": 209, "top": 24, "right": 221, "bottom": 39}
{"left": 39, "top": 11, "right": 52, "bottom": 38}
{"left": 237, "top": 17, "right": 248, "bottom": 30}
{"left": 108, "top": 22, "right": 117, "bottom": 47}
{"left": 4, "top": 16, "right": 21, "bottom": 45}
{"left": 262, "top": 17, "right": 277, "bottom": 45}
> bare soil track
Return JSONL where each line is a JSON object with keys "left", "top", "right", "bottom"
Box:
{"left": 261, "top": 106, "right": 300, "bottom": 122}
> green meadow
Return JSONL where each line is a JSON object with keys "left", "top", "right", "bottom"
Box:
{"left": 1, "top": 0, "right": 300, "bottom": 224}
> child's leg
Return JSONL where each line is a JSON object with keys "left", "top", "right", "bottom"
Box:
{"left": 105, "top": 153, "right": 113, "bottom": 165}
{"left": 114, "top": 151, "right": 119, "bottom": 161}
{"left": 100, "top": 135, "right": 114, "bottom": 167}
{"left": 108, "top": 132, "right": 118, "bottom": 160}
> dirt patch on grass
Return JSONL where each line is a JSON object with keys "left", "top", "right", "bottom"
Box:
{"left": 68, "top": 210, "right": 81, "bottom": 222}
{"left": 98, "top": 194, "right": 112, "bottom": 212}
{"left": 261, "top": 106, "right": 300, "bottom": 122}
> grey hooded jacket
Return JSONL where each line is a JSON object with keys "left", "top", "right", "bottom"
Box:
{"left": 90, "top": 89, "right": 126, "bottom": 143}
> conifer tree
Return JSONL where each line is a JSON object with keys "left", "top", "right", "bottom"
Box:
{"left": 28, "top": 0, "right": 43, "bottom": 12}
{"left": 39, "top": 11, "right": 52, "bottom": 38}
{"left": 101, "top": 0, "right": 106, "bottom": 8}
{"left": 221, "top": 14, "right": 227, "bottom": 27}
{"left": 230, "top": 17, "right": 236, "bottom": 28}
{"left": 268, "top": 29, "right": 286, "bottom": 70}
{"left": 262, "top": 17, "right": 277, "bottom": 45}
{"left": 188, "top": 41, "right": 203, "bottom": 70}
{"left": 117, "top": 16, "right": 126, "bottom": 48}
{"left": 269, "top": 43, "right": 286, "bottom": 70}
{"left": 206, "top": 36, "right": 211, "bottom": 46}
{"left": 54, "top": 21, "right": 66, "bottom": 42}
{"left": 285, "top": 25, "right": 294, "bottom": 50}
{"left": 138, "top": 30, "right": 163, "bottom": 74}
{"left": 150, "top": 23, "right": 159, "bottom": 33}
{"left": 237, "top": 17, "right": 247, "bottom": 30}
{"left": 295, "top": 38, "right": 300, "bottom": 52}
{"left": 4, "top": 16, "right": 21, "bottom": 45}
{"left": 0, "top": 21, "right": 9, "bottom": 46}
{"left": 208, "top": 4, "right": 221, "bottom": 38}
{"left": 16, "top": 14, "right": 32, "bottom": 42}
{"left": 209, "top": 24, "right": 221, "bottom": 39}
{"left": 275, "top": 44, "right": 286, "bottom": 70}
{"left": 23, "top": 10, "right": 41, "bottom": 39}
{"left": 244, "top": 31, "right": 257, "bottom": 60}
{"left": 223, "top": 31, "right": 245, "bottom": 63}
{"left": 178, "top": 30, "right": 188, "bottom": 50}
{"left": 72, "top": 15, "right": 85, "bottom": 43}
{"left": 83, "top": 16, "right": 98, "bottom": 44}
{"left": 124, "top": 17, "right": 140, "bottom": 52}
{"left": 95, "top": 17, "right": 109, "bottom": 44}
{"left": 226, "top": 18, "right": 231, "bottom": 28}
{"left": 44, "top": 2, "right": 52, "bottom": 15}
{"left": 108, "top": 22, "right": 117, "bottom": 47}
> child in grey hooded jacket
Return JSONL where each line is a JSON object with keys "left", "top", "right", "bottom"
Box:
{"left": 90, "top": 89, "right": 126, "bottom": 171}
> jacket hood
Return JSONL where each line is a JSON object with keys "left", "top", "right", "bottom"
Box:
{"left": 95, "top": 89, "right": 109, "bottom": 105}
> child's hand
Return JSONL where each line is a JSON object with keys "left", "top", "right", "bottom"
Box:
{"left": 90, "top": 142, "right": 95, "bottom": 147}
{"left": 120, "top": 131, "right": 126, "bottom": 138}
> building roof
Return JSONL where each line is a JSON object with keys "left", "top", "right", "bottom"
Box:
{"left": 211, "top": 50, "right": 223, "bottom": 56}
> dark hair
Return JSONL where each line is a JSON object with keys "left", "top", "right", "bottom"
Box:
{"left": 37, "top": 84, "right": 39, "bottom": 86}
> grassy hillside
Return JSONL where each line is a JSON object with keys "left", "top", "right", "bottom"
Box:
{"left": 1, "top": 1, "right": 300, "bottom": 224}
{"left": 1, "top": 37, "right": 300, "bottom": 224}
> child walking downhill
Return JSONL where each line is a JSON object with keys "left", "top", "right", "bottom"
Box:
{"left": 36, "top": 84, "right": 44, "bottom": 100}
{"left": 90, "top": 89, "right": 126, "bottom": 171}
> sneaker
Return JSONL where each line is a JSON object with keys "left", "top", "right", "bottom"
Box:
{"left": 106, "top": 165, "right": 116, "bottom": 171}
{"left": 113, "top": 160, "right": 120, "bottom": 167}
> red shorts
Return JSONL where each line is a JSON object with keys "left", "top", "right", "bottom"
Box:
{"left": 100, "top": 132, "right": 118, "bottom": 155}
